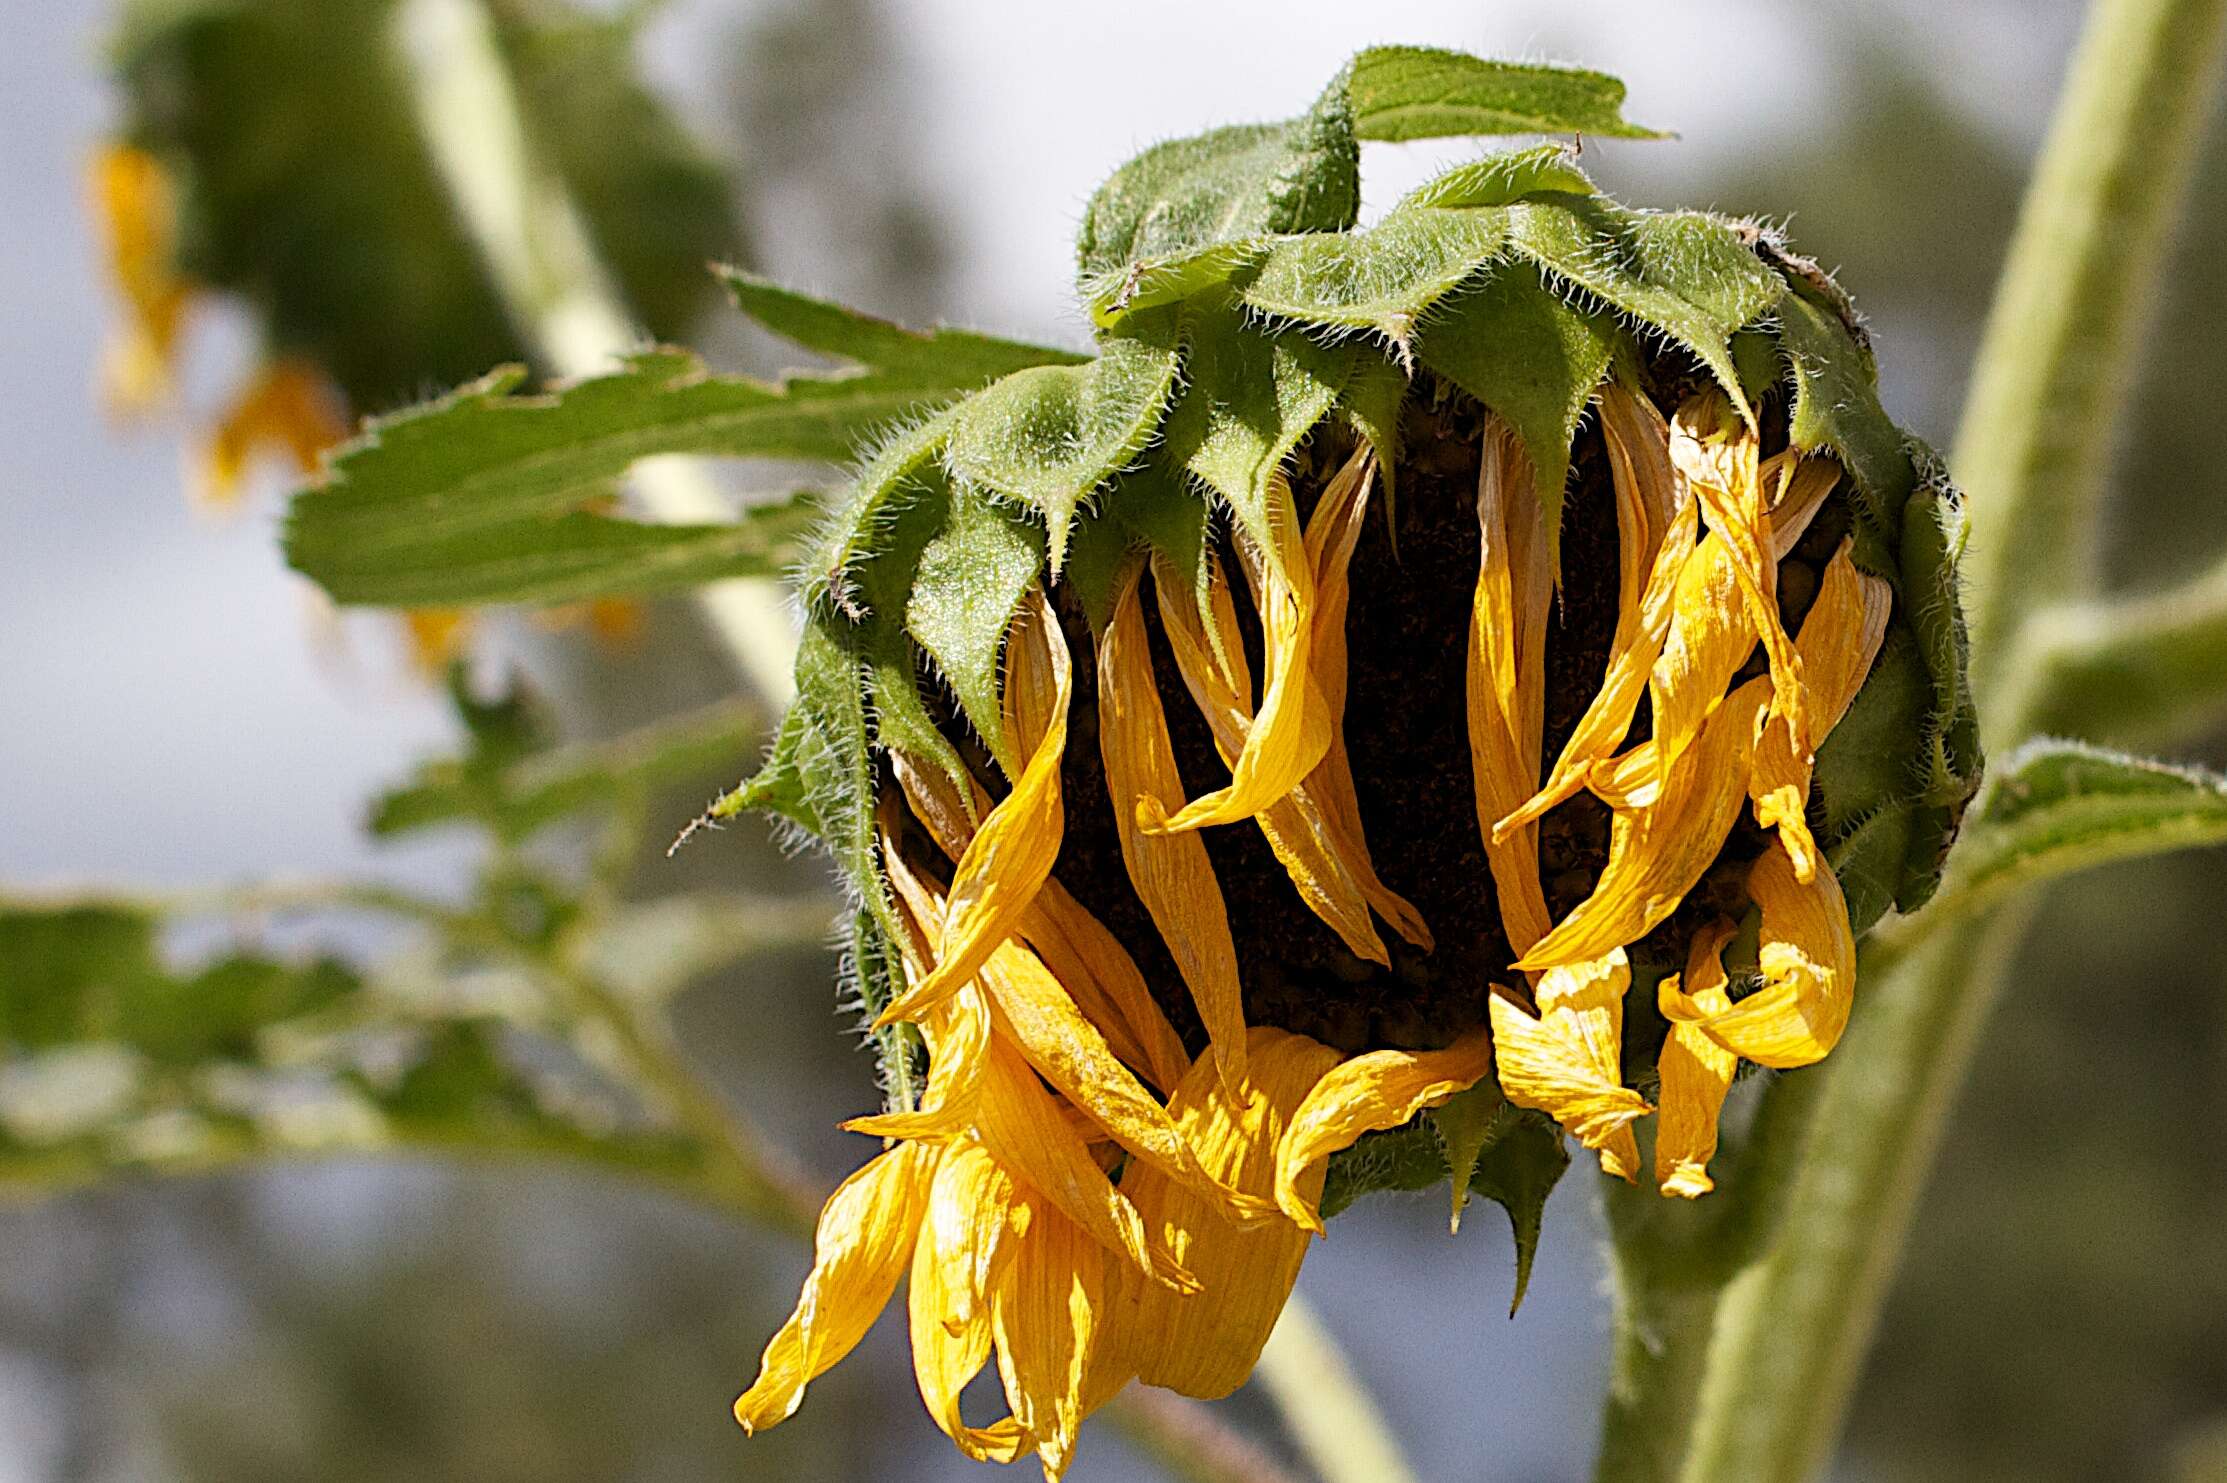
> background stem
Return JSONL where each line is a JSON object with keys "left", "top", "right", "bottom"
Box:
{"left": 1954, "top": 0, "right": 2227, "bottom": 711}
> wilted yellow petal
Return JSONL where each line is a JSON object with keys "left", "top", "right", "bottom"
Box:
{"left": 879, "top": 591, "right": 1070, "bottom": 1028}
{"left": 1098, "top": 558, "right": 1248, "bottom": 1091}
{"left": 992, "top": 1196, "right": 1108, "bottom": 1479}
{"left": 1750, "top": 540, "right": 1894, "bottom": 881}
{"left": 1668, "top": 394, "right": 1808, "bottom": 761}
{"left": 734, "top": 1140, "right": 937, "bottom": 1432}
{"left": 1653, "top": 921, "right": 1740, "bottom": 1198}
{"left": 1105, "top": 1028, "right": 1345, "bottom": 1399}
{"left": 1153, "top": 552, "right": 1387, "bottom": 964}
{"left": 1466, "top": 415, "right": 1555, "bottom": 956}
{"left": 1674, "top": 839, "right": 1858, "bottom": 1068}
{"left": 1301, "top": 447, "right": 1434, "bottom": 951}
{"left": 1142, "top": 474, "right": 1330, "bottom": 835}
{"left": 909, "top": 1143, "right": 1030, "bottom": 1464}
{"left": 846, "top": 843, "right": 993, "bottom": 1139}
{"left": 400, "top": 609, "right": 474, "bottom": 675}
{"left": 91, "top": 143, "right": 194, "bottom": 415}
{"left": 891, "top": 748, "right": 1187, "bottom": 1093}
{"left": 1489, "top": 952, "right": 1648, "bottom": 1180}
{"left": 1519, "top": 674, "right": 1768, "bottom": 972}
{"left": 197, "top": 359, "right": 349, "bottom": 509}
{"left": 1272, "top": 1028, "right": 1495, "bottom": 1233}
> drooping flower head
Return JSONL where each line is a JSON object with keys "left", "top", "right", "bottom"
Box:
{"left": 715, "top": 47, "right": 1981, "bottom": 1481}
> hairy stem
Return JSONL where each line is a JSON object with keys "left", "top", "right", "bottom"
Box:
{"left": 394, "top": 0, "right": 796, "bottom": 706}
{"left": 1992, "top": 554, "right": 2227, "bottom": 746}
{"left": 1954, "top": 0, "right": 2227, "bottom": 714}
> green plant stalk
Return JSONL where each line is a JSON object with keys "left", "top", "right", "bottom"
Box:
{"left": 392, "top": 6, "right": 1405, "bottom": 1480}
{"left": 1992, "top": 553, "right": 2227, "bottom": 747}
{"left": 1955, "top": 0, "right": 2227, "bottom": 712}
{"left": 394, "top": 0, "right": 796, "bottom": 707}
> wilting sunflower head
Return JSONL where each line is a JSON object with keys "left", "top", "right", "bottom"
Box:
{"left": 724, "top": 46, "right": 1979, "bottom": 1480}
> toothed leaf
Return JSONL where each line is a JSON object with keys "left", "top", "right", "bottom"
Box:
{"left": 719, "top": 268, "right": 1087, "bottom": 384}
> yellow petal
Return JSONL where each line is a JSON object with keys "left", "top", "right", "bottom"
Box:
{"left": 909, "top": 1143, "right": 1031, "bottom": 1464}
{"left": 1272, "top": 1028, "right": 1495, "bottom": 1233}
{"left": 1153, "top": 552, "right": 1388, "bottom": 964}
{"left": 1097, "top": 557, "right": 1248, "bottom": 1090}
{"left": 1653, "top": 921, "right": 1740, "bottom": 1198}
{"left": 1518, "top": 674, "right": 1769, "bottom": 972}
{"left": 892, "top": 748, "right": 1187, "bottom": 1093}
{"left": 1683, "top": 839, "right": 1858, "bottom": 1068}
{"left": 991, "top": 1196, "right": 1109, "bottom": 1480}
{"left": 90, "top": 143, "right": 194, "bottom": 416}
{"left": 1488, "top": 951, "right": 1649, "bottom": 1180}
{"left": 734, "top": 1140, "right": 937, "bottom": 1432}
{"left": 1668, "top": 394, "right": 1808, "bottom": 760}
{"left": 1749, "top": 539, "right": 1894, "bottom": 882}
{"left": 1141, "top": 473, "right": 1330, "bottom": 835}
{"left": 878, "top": 591, "right": 1070, "bottom": 1028}
{"left": 845, "top": 844, "right": 993, "bottom": 1139}
{"left": 400, "top": 608, "right": 474, "bottom": 675}
{"left": 1105, "top": 1028, "right": 1346, "bottom": 1399}
{"left": 197, "top": 359, "right": 349, "bottom": 509}
{"left": 1466, "top": 415, "right": 1556, "bottom": 956}
{"left": 1301, "top": 447, "right": 1434, "bottom": 951}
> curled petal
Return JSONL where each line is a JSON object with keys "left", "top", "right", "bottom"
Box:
{"left": 1653, "top": 921, "right": 1740, "bottom": 1198}
{"left": 1142, "top": 474, "right": 1330, "bottom": 834}
{"left": 1519, "top": 676, "right": 1769, "bottom": 971}
{"left": 1682, "top": 840, "right": 1859, "bottom": 1068}
{"left": 1750, "top": 540, "right": 1894, "bottom": 881}
{"left": 1489, "top": 952, "right": 1648, "bottom": 1180}
{"left": 909, "top": 1144, "right": 1030, "bottom": 1463}
{"left": 1154, "top": 552, "right": 1388, "bottom": 964}
{"left": 1104, "top": 1028, "right": 1345, "bottom": 1400}
{"left": 878, "top": 591, "right": 1070, "bottom": 1028}
{"left": 1098, "top": 558, "right": 1248, "bottom": 1091}
{"left": 734, "top": 1141, "right": 938, "bottom": 1432}
{"left": 1467, "top": 415, "right": 1556, "bottom": 956}
{"left": 1273, "top": 1029, "right": 1496, "bottom": 1233}
{"left": 1670, "top": 394, "right": 1809, "bottom": 760}
{"left": 992, "top": 1198, "right": 1110, "bottom": 1479}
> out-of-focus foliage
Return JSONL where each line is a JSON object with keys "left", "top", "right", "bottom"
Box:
{"left": 108, "top": 0, "right": 739, "bottom": 411}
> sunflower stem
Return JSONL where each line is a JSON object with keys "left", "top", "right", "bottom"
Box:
{"left": 393, "top": 0, "right": 797, "bottom": 706}
{"left": 1990, "top": 557, "right": 2227, "bottom": 747}
{"left": 1953, "top": 0, "right": 2227, "bottom": 716}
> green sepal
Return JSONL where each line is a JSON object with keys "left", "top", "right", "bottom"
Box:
{"left": 1338, "top": 354, "right": 1411, "bottom": 540}
{"left": 1508, "top": 198, "right": 1780, "bottom": 422}
{"left": 943, "top": 309, "right": 1184, "bottom": 571}
{"left": 1774, "top": 281, "right": 1916, "bottom": 542}
{"left": 1062, "top": 507, "right": 1140, "bottom": 636}
{"left": 1317, "top": 1101, "right": 1569, "bottom": 1314}
{"left": 715, "top": 704, "right": 825, "bottom": 838}
{"left": 1828, "top": 804, "right": 1919, "bottom": 941}
{"left": 719, "top": 267, "right": 1087, "bottom": 384}
{"left": 1235, "top": 204, "right": 1510, "bottom": 345}
{"left": 844, "top": 908, "right": 923, "bottom": 1116}
{"left": 905, "top": 481, "right": 1047, "bottom": 775}
{"left": 810, "top": 410, "right": 957, "bottom": 617}
{"left": 1163, "top": 292, "right": 1357, "bottom": 560}
{"left": 1894, "top": 467, "right": 1984, "bottom": 912}
{"left": 1398, "top": 144, "right": 1596, "bottom": 210}
{"left": 1110, "top": 462, "right": 1218, "bottom": 635}
{"left": 1417, "top": 263, "right": 1620, "bottom": 570}
{"left": 1815, "top": 631, "right": 1933, "bottom": 840}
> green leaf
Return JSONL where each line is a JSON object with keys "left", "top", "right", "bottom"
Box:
{"left": 286, "top": 350, "right": 952, "bottom": 607}
{"left": 1417, "top": 263, "right": 1620, "bottom": 565}
{"left": 1920, "top": 741, "right": 2227, "bottom": 926}
{"left": 1076, "top": 70, "right": 1360, "bottom": 289}
{"left": 1162, "top": 295, "right": 1357, "bottom": 557}
{"left": 906, "top": 483, "right": 1046, "bottom": 773}
{"left": 112, "top": 0, "right": 737, "bottom": 411}
{"left": 943, "top": 313, "right": 1183, "bottom": 568}
{"left": 1508, "top": 198, "right": 1781, "bottom": 420}
{"left": 304, "top": 496, "right": 818, "bottom": 607}
{"left": 1345, "top": 46, "right": 1665, "bottom": 142}
{"left": 718, "top": 268, "right": 1087, "bottom": 384}
{"left": 373, "top": 696, "right": 761, "bottom": 842}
